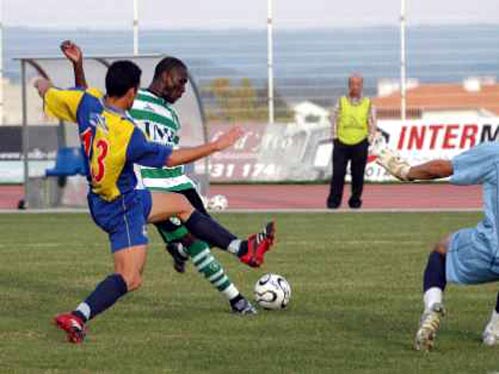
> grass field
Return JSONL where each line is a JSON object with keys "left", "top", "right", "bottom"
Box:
{"left": 1, "top": 212, "right": 499, "bottom": 374}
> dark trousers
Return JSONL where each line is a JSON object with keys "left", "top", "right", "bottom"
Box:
{"left": 327, "top": 139, "right": 368, "bottom": 209}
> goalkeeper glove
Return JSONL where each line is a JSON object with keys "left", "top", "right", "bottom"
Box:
{"left": 376, "top": 148, "right": 412, "bottom": 181}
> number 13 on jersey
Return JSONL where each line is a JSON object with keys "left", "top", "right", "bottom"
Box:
{"left": 81, "top": 128, "right": 109, "bottom": 183}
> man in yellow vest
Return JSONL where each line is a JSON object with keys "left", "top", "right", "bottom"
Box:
{"left": 327, "top": 74, "right": 376, "bottom": 209}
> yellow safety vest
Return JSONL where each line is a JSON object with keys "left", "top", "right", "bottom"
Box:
{"left": 337, "top": 96, "right": 370, "bottom": 145}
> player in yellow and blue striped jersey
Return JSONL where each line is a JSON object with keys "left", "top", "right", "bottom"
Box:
{"left": 59, "top": 40, "right": 276, "bottom": 317}
{"left": 35, "top": 60, "right": 271, "bottom": 343}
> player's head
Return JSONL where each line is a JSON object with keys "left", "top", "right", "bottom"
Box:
{"left": 105, "top": 60, "right": 142, "bottom": 109}
{"left": 348, "top": 73, "right": 363, "bottom": 98}
{"left": 152, "top": 56, "right": 188, "bottom": 103}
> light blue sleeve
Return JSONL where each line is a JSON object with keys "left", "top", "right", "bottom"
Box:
{"left": 450, "top": 142, "right": 499, "bottom": 185}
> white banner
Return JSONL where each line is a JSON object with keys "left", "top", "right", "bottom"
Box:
{"left": 367, "top": 118, "right": 499, "bottom": 181}
{"left": 203, "top": 119, "right": 499, "bottom": 182}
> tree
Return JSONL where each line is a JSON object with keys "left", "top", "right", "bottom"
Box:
{"left": 204, "top": 77, "right": 292, "bottom": 123}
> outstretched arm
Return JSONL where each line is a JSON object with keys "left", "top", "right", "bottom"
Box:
{"left": 60, "top": 40, "right": 88, "bottom": 89}
{"left": 377, "top": 148, "right": 453, "bottom": 181}
{"left": 166, "top": 127, "right": 243, "bottom": 167}
{"left": 128, "top": 127, "right": 244, "bottom": 168}
{"left": 406, "top": 160, "right": 453, "bottom": 180}
{"left": 34, "top": 78, "right": 53, "bottom": 98}
{"left": 34, "top": 79, "right": 84, "bottom": 123}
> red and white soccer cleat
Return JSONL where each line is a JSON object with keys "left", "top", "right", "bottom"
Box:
{"left": 53, "top": 313, "right": 87, "bottom": 344}
{"left": 239, "top": 221, "right": 276, "bottom": 268}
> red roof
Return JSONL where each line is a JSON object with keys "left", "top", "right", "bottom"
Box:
{"left": 372, "top": 82, "right": 499, "bottom": 119}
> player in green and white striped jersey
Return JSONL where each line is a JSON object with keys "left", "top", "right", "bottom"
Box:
{"left": 131, "top": 88, "right": 195, "bottom": 192}
{"left": 62, "top": 41, "right": 276, "bottom": 315}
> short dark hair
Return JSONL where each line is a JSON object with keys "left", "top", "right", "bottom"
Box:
{"left": 105, "top": 60, "right": 142, "bottom": 97}
{"left": 153, "top": 57, "right": 187, "bottom": 80}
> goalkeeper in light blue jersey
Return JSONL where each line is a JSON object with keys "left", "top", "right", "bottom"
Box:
{"left": 378, "top": 142, "right": 499, "bottom": 351}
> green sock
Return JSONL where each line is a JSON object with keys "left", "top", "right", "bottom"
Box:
{"left": 157, "top": 221, "right": 241, "bottom": 301}
{"left": 157, "top": 223, "right": 189, "bottom": 242}
{"left": 186, "top": 240, "right": 239, "bottom": 301}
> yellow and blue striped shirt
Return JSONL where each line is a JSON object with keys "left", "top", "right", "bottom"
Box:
{"left": 44, "top": 87, "right": 172, "bottom": 202}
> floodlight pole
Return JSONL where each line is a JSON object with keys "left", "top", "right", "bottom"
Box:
{"left": 133, "top": 0, "right": 139, "bottom": 55}
{"left": 400, "top": 0, "right": 407, "bottom": 121}
{"left": 267, "top": 0, "right": 275, "bottom": 124}
{"left": 21, "top": 60, "right": 29, "bottom": 206}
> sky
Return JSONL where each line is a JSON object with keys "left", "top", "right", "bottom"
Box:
{"left": 2, "top": 0, "right": 499, "bottom": 29}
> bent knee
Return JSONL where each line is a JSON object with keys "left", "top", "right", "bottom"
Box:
{"left": 176, "top": 195, "right": 195, "bottom": 220}
{"left": 433, "top": 241, "right": 449, "bottom": 255}
{"left": 120, "top": 272, "right": 143, "bottom": 291}
{"left": 178, "top": 194, "right": 192, "bottom": 212}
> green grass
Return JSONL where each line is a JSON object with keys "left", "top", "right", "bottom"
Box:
{"left": 1, "top": 212, "right": 499, "bottom": 374}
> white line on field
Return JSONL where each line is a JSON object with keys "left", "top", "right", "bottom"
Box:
{"left": 0, "top": 242, "right": 105, "bottom": 248}
{"left": 217, "top": 208, "right": 482, "bottom": 213}
{"left": 0, "top": 208, "right": 88, "bottom": 214}
{"left": 285, "top": 240, "right": 422, "bottom": 245}
{"left": 0, "top": 208, "right": 481, "bottom": 214}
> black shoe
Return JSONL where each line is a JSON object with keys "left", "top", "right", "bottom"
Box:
{"left": 230, "top": 295, "right": 257, "bottom": 315}
{"left": 166, "top": 242, "right": 188, "bottom": 273}
{"left": 327, "top": 201, "right": 340, "bottom": 209}
{"left": 348, "top": 198, "right": 362, "bottom": 209}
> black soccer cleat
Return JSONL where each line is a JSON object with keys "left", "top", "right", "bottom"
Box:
{"left": 230, "top": 295, "right": 257, "bottom": 315}
{"left": 166, "top": 242, "right": 188, "bottom": 274}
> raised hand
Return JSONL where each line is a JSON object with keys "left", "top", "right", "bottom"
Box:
{"left": 60, "top": 40, "right": 83, "bottom": 65}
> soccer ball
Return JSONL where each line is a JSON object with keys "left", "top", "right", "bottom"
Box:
{"left": 254, "top": 273, "right": 291, "bottom": 310}
{"left": 208, "top": 194, "right": 228, "bottom": 211}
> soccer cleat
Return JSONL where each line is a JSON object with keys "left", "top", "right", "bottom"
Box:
{"left": 482, "top": 319, "right": 499, "bottom": 346}
{"left": 53, "top": 313, "right": 87, "bottom": 344}
{"left": 414, "top": 303, "right": 446, "bottom": 352}
{"left": 230, "top": 296, "right": 257, "bottom": 315}
{"left": 376, "top": 148, "right": 412, "bottom": 181}
{"left": 239, "top": 221, "right": 276, "bottom": 268}
{"left": 166, "top": 242, "right": 188, "bottom": 274}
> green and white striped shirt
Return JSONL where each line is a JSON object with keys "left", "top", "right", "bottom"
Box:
{"left": 129, "top": 89, "right": 195, "bottom": 192}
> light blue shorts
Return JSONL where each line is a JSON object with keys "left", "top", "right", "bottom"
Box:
{"left": 446, "top": 228, "right": 499, "bottom": 285}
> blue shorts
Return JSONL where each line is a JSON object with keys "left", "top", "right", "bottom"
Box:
{"left": 446, "top": 228, "right": 499, "bottom": 285}
{"left": 88, "top": 190, "right": 153, "bottom": 252}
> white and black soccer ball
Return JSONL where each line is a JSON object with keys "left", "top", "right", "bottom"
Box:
{"left": 254, "top": 273, "right": 291, "bottom": 310}
{"left": 208, "top": 194, "right": 228, "bottom": 211}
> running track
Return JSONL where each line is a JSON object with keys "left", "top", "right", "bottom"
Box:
{"left": 0, "top": 184, "right": 482, "bottom": 211}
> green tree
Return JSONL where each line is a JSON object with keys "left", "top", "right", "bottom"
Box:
{"left": 204, "top": 77, "right": 293, "bottom": 123}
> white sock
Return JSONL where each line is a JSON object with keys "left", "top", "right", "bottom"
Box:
{"left": 222, "top": 284, "right": 240, "bottom": 300}
{"left": 227, "top": 239, "right": 242, "bottom": 255}
{"left": 423, "top": 287, "right": 443, "bottom": 312}
{"left": 75, "top": 302, "right": 91, "bottom": 321}
{"left": 490, "top": 310, "right": 499, "bottom": 325}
